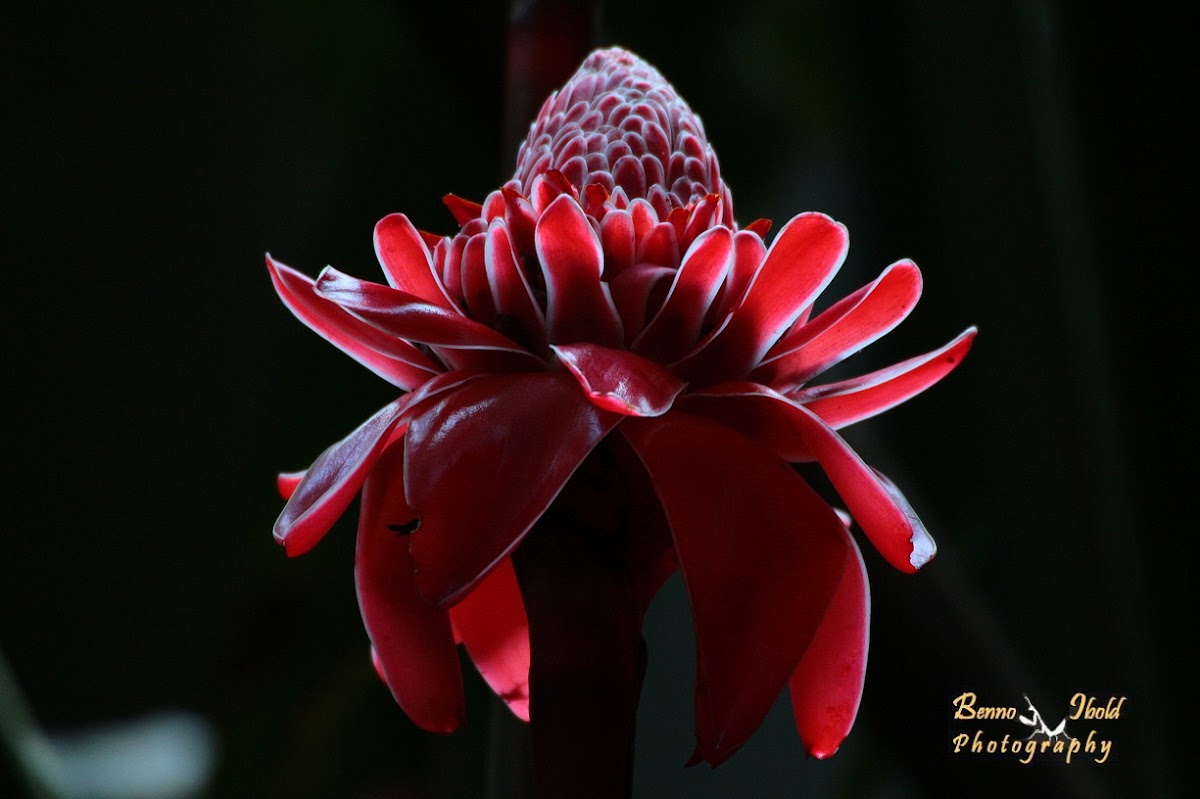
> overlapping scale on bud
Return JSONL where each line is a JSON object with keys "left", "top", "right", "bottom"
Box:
{"left": 418, "top": 49, "right": 770, "bottom": 361}
{"left": 510, "top": 47, "right": 733, "bottom": 223}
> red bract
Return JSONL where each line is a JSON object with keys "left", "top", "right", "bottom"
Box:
{"left": 270, "top": 47, "right": 975, "bottom": 765}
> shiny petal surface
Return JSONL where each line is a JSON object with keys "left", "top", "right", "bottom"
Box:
{"left": 789, "top": 529, "right": 869, "bottom": 759}
{"left": 267, "top": 255, "right": 440, "bottom": 389}
{"left": 406, "top": 372, "right": 621, "bottom": 606}
{"left": 678, "top": 213, "right": 847, "bottom": 380}
{"left": 274, "top": 396, "right": 411, "bottom": 557}
{"left": 459, "top": 232, "right": 496, "bottom": 324}
{"left": 449, "top": 557, "right": 531, "bottom": 721}
{"left": 754, "top": 260, "right": 922, "bottom": 389}
{"left": 374, "top": 213, "right": 457, "bottom": 309}
{"left": 677, "top": 383, "right": 816, "bottom": 462}
{"left": 622, "top": 412, "right": 849, "bottom": 765}
{"left": 609, "top": 263, "right": 675, "bottom": 344}
{"left": 673, "top": 383, "right": 935, "bottom": 572}
{"left": 635, "top": 227, "right": 733, "bottom": 363}
{"left": 709, "top": 230, "right": 767, "bottom": 322}
{"left": 551, "top": 343, "right": 686, "bottom": 416}
{"left": 600, "top": 207, "right": 636, "bottom": 277}
{"left": 535, "top": 194, "right": 623, "bottom": 346}
{"left": 484, "top": 221, "right": 547, "bottom": 352}
{"left": 356, "top": 442, "right": 464, "bottom": 733}
{"left": 314, "top": 267, "right": 542, "bottom": 371}
{"left": 794, "top": 327, "right": 977, "bottom": 428}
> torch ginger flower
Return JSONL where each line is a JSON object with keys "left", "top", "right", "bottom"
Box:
{"left": 269, "top": 47, "right": 975, "bottom": 768}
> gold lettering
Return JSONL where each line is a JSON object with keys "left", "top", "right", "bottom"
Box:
{"left": 952, "top": 691, "right": 977, "bottom": 719}
{"left": 1068, "top": 691, "right": 1087, "bottom": 720}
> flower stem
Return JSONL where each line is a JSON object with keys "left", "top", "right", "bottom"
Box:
{"left": 511, "top": 446, "right": 646, "bottom": 799}
{"left": 503, "top": 0, "right": 599, "bottom": 162}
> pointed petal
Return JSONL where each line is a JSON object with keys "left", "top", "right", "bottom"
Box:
{"left": 754, "top": 260, "right": 923, "bottom": 389}
{"left": 449, "top": 557, "right": 531, "bottom": 721}
{"left": 373, "top": 214, "right": 457, "bottom": 309}
{"left": 793, "top": 327, "right": 977, "bottom": 428}
{"left": 789, "top": 528, "right": 869, "bottom": 759}
{"left": 273, "top": 396, "right": 411, "bottom": 557}
{"left": 677, "top": 213, "right": 848, "bottom": 380}
{"left": 742, "top": 218, "right": 772, "bottom": 238}
{"left": 314, "top": 267, "right": 542, "bottom": 371}
{"left": 635, "top": 227, "right": 734, "bottom": 363}
{"left": 675, "top": 383, "right": 935, "bottom": 572}
{"left": 535, "top": 194, "right": 623, "bottom": 346}
{"left": 551, "top": 343, "right": 685, "bottom": 416}
{"left": 622, "top": 413, "right": 850, "bottom": 765}
{"left": 267, "top": 255, "right": 440, "bottom": 389}
{"left": 679, "top": 194, "right": 722, "bottom": 252}
{"left": 405, "top": 372, "right": 621, "bottom": 606}
{"left": 442, "top": 194, "right": 483, "bottom": 226}
{"left": 356, "top": 442, "right": 464, "bottom": 733}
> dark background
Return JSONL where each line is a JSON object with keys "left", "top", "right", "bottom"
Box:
{"left": 2, "top": 1, "right": 1189, "bottom": 797}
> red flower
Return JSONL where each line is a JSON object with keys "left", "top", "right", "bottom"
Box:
{"left": 270, "top": 48, "right": 974, "bottom": 765}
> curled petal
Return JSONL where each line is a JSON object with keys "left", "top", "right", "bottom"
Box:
{"left": 272, "top": 371, "right": 484, "bottom": 557}
{"left": 754, "top": 260, "right": 923, "bottom": 389}
{"left": 789, "top": 528, "right": 869, "bottom": 759}
{"left": 677, "top": 213, "right": 848, "bottom": 380}
{"left": 276, "top": 470, "right": 304, "bottom": 500}
{"left": 673, "top": 383, "right": 935, "bottom": 572}
{"left": 449, "top": 558, "right": 531, "bottom": 721}
{"left": 535, "top": 194, "right": 624, "bottom": 346}
{"left": 501, "top": 187, "right": 538, "bottom": 254}
{"left": 459, "top": 232, "right": 497, "bottom": 324}
{"left": 551, "top": 343, "right": 686, "bottom": 416}
{"left": 530, "top": 170, "right": 576, "bottom": 214}
{"left": 314, "top": 267, "right": 543, "bottom": 372}
{"left": 405, "top": 372, "right": 621, "bottom": 606}
{"left": 374, "top": 213, "right": 457, "bottom": 309}
{"left": 273, "top": 396, "right": 411, "bottom": 557}
{"left": 622, "top": 412, "right": 849, "bottom": 765}
{"left": 357, "top": 442, "right": 464, "bottom": 733}
{"left": 709, "top": 230, "right": 767, "bottom": 323}
{"left": 636, "top": 221, "right": 679, "bottom": 268}
{"left": 792, "top": 327, "right": 978, "bottom": 428}
{"left": 267, "top": 255, "right": 440, "bottom": 390}
{"left": 484, "top": 221, "right": 547, "bottom": 353}
{"left": 609, "top": 264, "right": 675, "bottom": 344}
{"left": 635, "top": 227, "right": 734, "bottom": 363}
